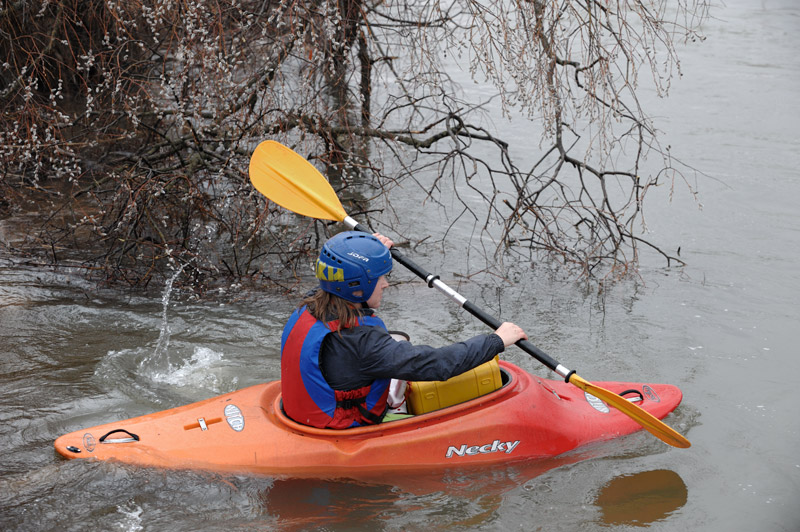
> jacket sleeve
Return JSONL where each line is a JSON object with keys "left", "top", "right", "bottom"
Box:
{"left": 350, "top": 326, "right": 505, "bottom": 382}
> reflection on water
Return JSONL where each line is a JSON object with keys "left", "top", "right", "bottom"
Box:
{"left": 594, "top": 469, "right": 688, "bottom": 527}
{"left": 252, "top": 451, "right": 616, "bottom": 531}
{"left": 258, "top": 478, "right": 400, "bottom": 532}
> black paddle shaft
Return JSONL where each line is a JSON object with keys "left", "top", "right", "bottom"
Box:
{"left": 349, "top": 221, "right": 564, "bottom": 376}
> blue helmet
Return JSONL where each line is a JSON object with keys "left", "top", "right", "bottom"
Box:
{"left": 315, "top": 231, "right": 392, "bottom": 303}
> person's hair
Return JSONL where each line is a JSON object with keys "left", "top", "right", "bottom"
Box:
{"left": 301, "top": 289, "right": 363, "bottom": 332}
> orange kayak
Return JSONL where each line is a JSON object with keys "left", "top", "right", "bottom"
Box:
{"left": 54, "top": 361, "right": 683, "bottom": 477}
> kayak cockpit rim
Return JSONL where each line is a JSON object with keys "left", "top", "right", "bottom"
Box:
{"left": 271, "top": 364, "right": 519, "bottom": 436}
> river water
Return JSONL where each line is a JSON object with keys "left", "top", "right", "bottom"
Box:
{"left": 1, "top": 1, "right": 798, "bottom": 530}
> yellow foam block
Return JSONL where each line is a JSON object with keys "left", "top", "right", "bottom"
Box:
{"left": 407, "top": 356, "right": 502, "bottom": 414}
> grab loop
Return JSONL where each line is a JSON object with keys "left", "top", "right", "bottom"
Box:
{"left": 619, "top": 389, "right": 644, "bottom": 403}
{"left": 99, "top": 428, "right": 140, "bottom": 443}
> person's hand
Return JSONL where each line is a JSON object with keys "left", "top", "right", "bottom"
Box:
{"left": 373, "top": 233, "right": 393, "bottom": 249}
{"left": 494, "top": 322, "right": 528, "bottom": 347}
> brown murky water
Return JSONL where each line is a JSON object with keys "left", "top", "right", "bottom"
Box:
{"left": 1, "top": 1, "right": 799, "bottom": 530}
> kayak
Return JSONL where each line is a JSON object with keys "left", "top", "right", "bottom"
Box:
{"left": 54, "top": 361, "right": 683, "bottom": 477}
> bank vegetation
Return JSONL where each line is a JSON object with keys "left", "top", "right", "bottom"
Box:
{"left": 0, "top": 0, "right": 707, "bottom": 291}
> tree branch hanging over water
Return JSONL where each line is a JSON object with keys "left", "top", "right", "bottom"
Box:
{"left": 0, "top": 0, "right": 707, "bottom": 289}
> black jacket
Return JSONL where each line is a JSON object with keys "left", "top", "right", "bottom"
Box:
{"left": 320, "top": 313, "right": 505, "bottom": 390}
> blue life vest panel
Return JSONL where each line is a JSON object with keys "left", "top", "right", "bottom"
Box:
{"left": 281, "top": 307, "right": 390, "bottom": 428}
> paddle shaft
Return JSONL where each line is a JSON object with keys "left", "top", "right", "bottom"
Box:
{"left": 343, "top": 216, "right": 571, "bottom": 380}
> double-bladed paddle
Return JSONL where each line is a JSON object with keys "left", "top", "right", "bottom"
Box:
{"left": 248, "top": 140, "right": 691, "bottom": 449}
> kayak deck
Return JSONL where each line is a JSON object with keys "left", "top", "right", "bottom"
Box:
{"left": 54, "top": 361, "right": 683, "bottom": 477}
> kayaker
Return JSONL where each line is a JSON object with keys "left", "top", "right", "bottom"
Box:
{"left": 280, "top": 230, "right": 529, "bottom": 429}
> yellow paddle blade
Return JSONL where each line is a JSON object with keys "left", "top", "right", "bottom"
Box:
{"left": 569, "top": 373, "right": 691, "bottom": 449}
{"left": 248, "top": 140, "right": 348, "bottom": 222}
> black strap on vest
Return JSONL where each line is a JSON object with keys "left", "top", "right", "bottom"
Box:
{"left": 358, "top": 403, "right": 387, "bottom": 425}
{"left": 335, "top": 396, "right": 388, "bottom": 425}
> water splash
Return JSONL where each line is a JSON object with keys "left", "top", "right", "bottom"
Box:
{"left": 138, "top": 265, "right": 238, "bottom": 395}
{"left": 94, "top": 265, "right": 239, "bottom": 402}
{"left": 148, "top": 346, "right": 234, "bottom": 393}
{"left": 115, "top": 500, "right": 144, "bottom": 532}
{"left": 140, "top": 265, "right": 185, "bottom": 373}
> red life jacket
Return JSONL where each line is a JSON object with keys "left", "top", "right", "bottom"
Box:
{"left": 280, "top": 306, "right": 390, "bottom": 428}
